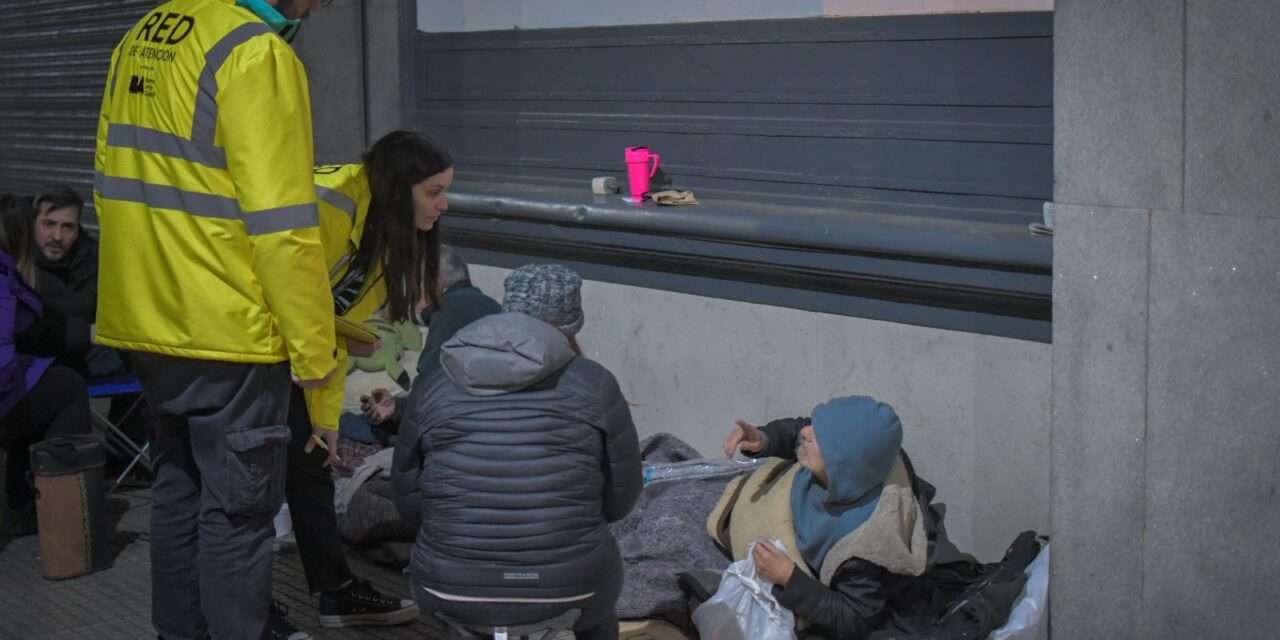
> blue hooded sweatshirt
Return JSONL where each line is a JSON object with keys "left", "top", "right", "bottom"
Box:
{"left": 791, "top": 395, "right": 904, "bottom": 572}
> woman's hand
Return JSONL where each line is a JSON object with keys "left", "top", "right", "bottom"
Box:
{"left": 723, "top": 419, "right": 766, "bottom": 458}
{"left": 304, "top": 426, "right": 341, "bottom": 468}
{"left": 752, "top": 540, "right": 795, "bottom": 586}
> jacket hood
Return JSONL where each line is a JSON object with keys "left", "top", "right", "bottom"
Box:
{"left": 439, "top": 312, "right": 576, "bottom": 396}
{"left": 792, "top": 395, "right": 903, "bottom": 571}
{"left": 812, "top": 395, "right": 903, "bottom": 504}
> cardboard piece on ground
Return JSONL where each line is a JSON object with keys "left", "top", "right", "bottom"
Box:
{"left": 619, "top": 619, "right": 691, "bottom": 639}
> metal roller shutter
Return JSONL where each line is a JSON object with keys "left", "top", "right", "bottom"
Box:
{"left": 0, "top": 1, "right": 154, "bottom": 227}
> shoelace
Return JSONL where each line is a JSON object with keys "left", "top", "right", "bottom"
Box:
{"left": 350, "top": 581, "right": 394, "bottom": 605}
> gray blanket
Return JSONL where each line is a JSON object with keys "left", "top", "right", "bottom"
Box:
{"left": 611, "top": 434, "right": 750, "bottom": 626}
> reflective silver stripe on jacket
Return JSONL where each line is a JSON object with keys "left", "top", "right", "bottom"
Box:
{"left": 95, "top": 173, "right": 317, "bottom": 235}
{"left": 192, "top": 22, "right": 273, "bottom": 148}
{"left": 95, "top": 173, "right": 240, "bottom": 220}
{"left": 107, "top": 123, "right": 228, "bottom": 170}
{"left": 315, "top": 186, "right": 356, "bottom": 221}
{"left": 243, "top": 203, "right": 319, "bottom": 236}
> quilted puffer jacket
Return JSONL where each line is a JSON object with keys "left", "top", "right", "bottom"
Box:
{"left": 392, "top": 312, "right": 642, "bottom": 600}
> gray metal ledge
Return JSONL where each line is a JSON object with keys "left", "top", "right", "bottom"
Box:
{"left": 441, "top": 180, "right": 1053, "bottom": 342}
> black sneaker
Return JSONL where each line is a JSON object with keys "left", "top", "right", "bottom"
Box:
{"left": 318, "top": 578, "right": 420, "bottom": 628}
{"left": 270, "top": 600, "right": 312, "bottom": 640}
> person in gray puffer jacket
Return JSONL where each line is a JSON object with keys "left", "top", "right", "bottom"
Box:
{"left": 392, "top": 263, "right": 642, "bottom": 640}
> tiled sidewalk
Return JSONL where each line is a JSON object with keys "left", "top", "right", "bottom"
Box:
{"left": 0, "top": 489, "right": 445, "bottom": 640}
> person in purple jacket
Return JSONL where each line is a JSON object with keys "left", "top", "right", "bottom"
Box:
{"left": 0, "top": 194, "right": 90, "bottom": 532}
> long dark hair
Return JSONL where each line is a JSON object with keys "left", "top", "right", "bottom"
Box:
{"left": 0, "top": 193, "right": 37, "bottom": 286}
{"left": 355, "top": 130, "right": 453, "bottom": 323}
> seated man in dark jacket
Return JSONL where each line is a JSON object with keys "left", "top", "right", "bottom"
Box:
{"left": 26, "top": 187, "right": 126, "bottom": 377}
{"left": 713, "top": 396, "right": 963, "bottom": 640}
{"left": 392, "top": 263, "right": 642, "bottom": 640}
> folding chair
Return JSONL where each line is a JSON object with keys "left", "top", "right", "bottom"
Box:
{"left": 87, "top": 375, "right": 151, "bottom": 488}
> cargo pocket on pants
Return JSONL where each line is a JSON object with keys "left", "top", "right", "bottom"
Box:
{"left": 222, "top": 425, "right": 291, "bottom": 516}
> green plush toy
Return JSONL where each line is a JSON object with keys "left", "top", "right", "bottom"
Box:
{"left": 348, "top": 318, "right": 423, "bottom": 389}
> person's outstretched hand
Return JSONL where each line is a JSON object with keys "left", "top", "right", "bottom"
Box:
{"left": 723, "top": 419, "right": 765, "bottom": 458}
{"left": 360, "top": 388, "right": 396, "bottom": 425}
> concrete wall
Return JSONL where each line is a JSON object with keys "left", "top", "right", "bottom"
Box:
{"left": 468, "top": 264, "right": 1050, "bottom": 562}
{"left": 417, "top": 0, "right": 1053, "bottom": 32}
{"left": 1052, "top": 1, "right": 1280, "bottom": 638}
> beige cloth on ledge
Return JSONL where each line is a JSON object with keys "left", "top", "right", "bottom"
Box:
{"left": 650, "top": 190, "right": 698, "bottom": 206}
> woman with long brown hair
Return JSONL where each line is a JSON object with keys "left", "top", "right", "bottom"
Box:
{"left": 267, "top": 130, "right": 454, "bottom": 637}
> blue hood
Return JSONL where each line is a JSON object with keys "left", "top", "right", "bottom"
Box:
{"left": 792, "top": 396, "right": 903, "bottom": 572}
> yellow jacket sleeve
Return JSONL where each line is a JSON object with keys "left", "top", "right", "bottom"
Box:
{"left": 304, "top": 344, "right": 348, "bottom": 431}
{"left": 218, "top": 40, "right": 336, "bottom": 382}
{"left": 303, "top": 272, "right": 389, "bottom": 430}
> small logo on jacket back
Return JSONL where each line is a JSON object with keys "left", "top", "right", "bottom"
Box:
{"left": 127, "top": 74, "right": 156, "bottom": 97}
{"left": 503, "top": 572, "right": 540, "bottom": 581}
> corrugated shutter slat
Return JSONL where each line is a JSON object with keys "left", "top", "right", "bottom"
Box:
{"left": 0, "top": 1, "right": 155, "bottom": 226}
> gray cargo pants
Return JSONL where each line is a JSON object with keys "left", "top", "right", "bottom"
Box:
{"left": 133, "top": 353, "right": 292, "bottom": 640}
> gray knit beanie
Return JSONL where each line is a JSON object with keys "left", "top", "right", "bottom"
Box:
{"left": 501, "top": 264, "right": 584, "bottom": 336}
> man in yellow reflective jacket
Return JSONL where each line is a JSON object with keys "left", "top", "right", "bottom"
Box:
{"left": 94, "top": 1, "right": 333, "bottom": 638}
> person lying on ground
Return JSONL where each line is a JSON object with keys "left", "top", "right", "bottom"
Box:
{"left": 715, "top": 395, "right": 960, "bottom": 640}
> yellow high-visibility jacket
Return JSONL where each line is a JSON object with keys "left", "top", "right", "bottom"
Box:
{"left": 306, "top": 163, "right": 388, "bottom": 430}
{"left": 93, "top": 0, "right": 336, "bottom": 383}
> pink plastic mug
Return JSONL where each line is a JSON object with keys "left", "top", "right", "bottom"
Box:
{"left": 625, "top": 146, "right": 661, "bottom": 202}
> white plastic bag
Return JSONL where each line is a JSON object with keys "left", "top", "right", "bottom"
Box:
{"left": 692, "top": 540, "right": 797, "bottom": 640}
{"left": 989, "top": 542, "right": 1050, "bottom": 640}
